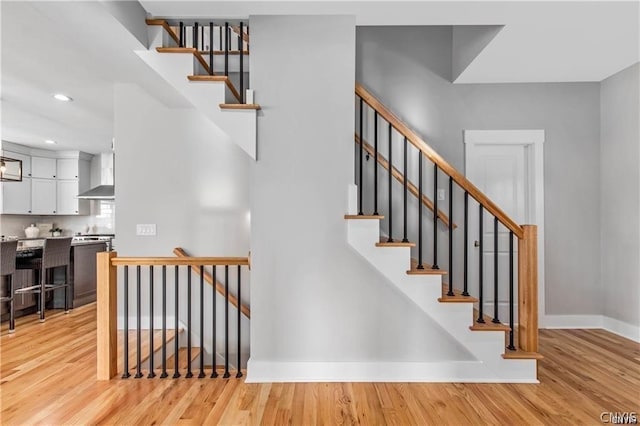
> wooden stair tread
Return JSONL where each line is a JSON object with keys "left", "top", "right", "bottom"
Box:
{"left": 344, "top": 214, "right": 384, "bottom": 220}
{"left": 376, "top": 240, "right": 415, "bottom": 248}
{"left": 156, "top": 47, "right": 197, "bottom": 53}
{"left": 162, "top": 347, "right": 201, "bottom": 370}
{"left": 198, "top": 50, "right": 249, "bottom": 55}
{"left": 219, "top": 104, "right": 261, "bottom": 110}
{"left": 407, "top": 258, "right": 447, "bottom": 275}
{"left": 188, "top": 75, "right": 228, "bottom": 82}
{"left": 406, "top": 267, "right": 447, "bottom": 275}
{"left": 470, "top": 309, "right": 510, "bottom": 331}
{"left": 117, "top": 329, "right": 177, "bottom": 372}
{"left": 186, "top": 75, "right": 242, "bottom": 103}
{"left": 502, "top": 351, "right": 544, "bottom": 360}
{"left": 438, "top": 284, "right": 478, "bottom": 303}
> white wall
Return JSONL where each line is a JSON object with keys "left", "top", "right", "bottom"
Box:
{"left": 600, "top": 63, "right": 640, "bottom": 330}
{"left": 114, "top": 83, "right": 251, "bottom": 360}
{"left": 248, "top": 16, "right": 470, "bottom": 372}
{"left": 357, "top": 26, "right": 602, "bottom": 318}
{"left": 114, "top": 83, "right": 250, "bottom": 258}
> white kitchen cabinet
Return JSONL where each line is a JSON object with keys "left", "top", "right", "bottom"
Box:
{"left": 1, "top": 150, "right": 31, "bottom": 178}
{"left": 56, "top": 180, "right": 88, "bottom": 215}
{"left": 0, "top": 178, "right": 31, "bottom": 214}
{"left": 56, "top": 158, "right": 79, "bottom": 180}
{"left": 31, "top": 178, "right": 57, "bottom": 214}
{"left": 31, "top": 157, "right": 57, "bottom": 179}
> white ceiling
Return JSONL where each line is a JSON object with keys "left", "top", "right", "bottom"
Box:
{"left": 142, "top": 0, "right": 639, "bottom": 82}
{"left": 2, "top": 1, "right": 638, "bottom": 154}
{"left": 1, "top": 1, "right": 188, "bottom": 154}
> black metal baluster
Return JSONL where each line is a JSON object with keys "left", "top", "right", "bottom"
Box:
{"left": 236, "top": 266, "right": 243, "bottom": 378}
{"left": 201, "top": 24, "right": 204, "bottom": 51}
{"left": 173, "top": 266, "right": 180, "bottom": 378}
{"left": 373, "top": 112, "right": 379, "bottom": 215}
{"left": 224, "top": 22, "right": 229, "bottom": 76}
{"left": 432, "top": 164, "right": 439, "bottom": 269}
{"left": 209, "top": 22, "right": 214, "bottom": 76}
{"left": 135, "top": 265, "right": 142, "bottom": 378}
{"left": 493, "top": 217, "right": 500, "bottom": 323}
{"left": 417, "top": 154, "right": 424, "bottom": 269}
{"left": 402, "top": 137, "right": 409, "bottom": 243}
{"left": 199, "top": 266, "right": 205, "bottom": 378}
{"left": 179, "top": 22, "right": 184, "bottom": 47}
{"left": 223, "top": 265, "right": 230, "bottom": 378}
{"left": 477, "top": 206, "right": 485, "bottom": 323}
{"left": 447, "top": 177, "right": 454, "bottom": 296}
{"left": 358, "top": 97, "right": 364, "bottom": 215}
{"left": 148, "top": 266, "right": 156, "bottom": 378}
{"left": 161, "top": 265, "right": 168, "bottom": 378}
{"left": 211, "top": 266, "right": 218, "bottom": 378}
{"left": 239, "top": 22, "right": 244, "bottom": 103}
{"left": 122, "top": 266, "right": 130, "bottom": 378}
{"left": 186, "top": 267, "right": 193, "bottom": 378}
{"left": 463, "top": 192, "right": 469, "bottom": 296}
{"left": 508, "top": 231, "right": 516, "bottom": 350}
{"left": 193, "top": 23, "right": 198, "bottom": 50}
{"left": 219, "top": 25, "right": 222, "bottom": 51}
{"left": 387, "top": 123, "right": 394, "bottom": 242}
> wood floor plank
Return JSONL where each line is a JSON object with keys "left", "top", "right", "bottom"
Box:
{"left": 2, "top": 305, "right": 639, "bottom": 426}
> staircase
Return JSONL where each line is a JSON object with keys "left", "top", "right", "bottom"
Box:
{"left": 102, "top": 16, "right": 543, "bottom": 383}
{"left": 138, "top": 20, "right": 259, "bottom": 159}
{"left": 345, "top": 84, "right": 542, "bottom": 382}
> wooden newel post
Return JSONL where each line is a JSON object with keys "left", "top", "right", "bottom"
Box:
{"left": 518, "top": 226, "right": 538, "bottom": 353}
{"left": 97, "top": 251, "right": 117, "bottom": 380}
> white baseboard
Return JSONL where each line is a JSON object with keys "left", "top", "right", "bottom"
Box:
{"left": 244, "top": 360, "right": 538, "bottom": 383}
{"left": 543, "top": 315, "right": 639, "bottom": 342}
{"left": 543, "top": 315, "right": 603, "bottom": 329}
{"left": 602, "top": 316, "right": 640, "bottom": 342}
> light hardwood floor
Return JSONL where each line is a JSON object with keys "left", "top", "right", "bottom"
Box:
{"left": 1, "top": 304, "right": 639, "bottom": 425}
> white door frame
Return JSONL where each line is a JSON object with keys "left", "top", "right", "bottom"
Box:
{"left": 464, "top": 129, "right": 545, "bottom": 326}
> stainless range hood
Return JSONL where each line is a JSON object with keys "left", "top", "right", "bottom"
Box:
{"left": 77, "top": 152, "right": 115, "bottom": 200}
{"left": 77, "top": 184, "right": 114, "bottom": 200}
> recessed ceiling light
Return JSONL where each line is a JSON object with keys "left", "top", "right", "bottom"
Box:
{"left": 53, "top": 93, "right": 73, "bottom": 102}
{"left": 45, "top": 139, "right": 57, "bottom": 144}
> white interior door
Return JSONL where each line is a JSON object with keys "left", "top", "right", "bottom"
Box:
{"left": 466, "top": 143, "right": 529, "bottom": 323}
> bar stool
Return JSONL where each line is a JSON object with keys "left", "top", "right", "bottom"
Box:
{"left": 15, "top": 237, "right": 72, "bottom": 322}
{"left": 1, "top": 240, "right": 18, "bottom": 333}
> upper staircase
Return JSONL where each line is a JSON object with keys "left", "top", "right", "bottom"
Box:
{"left": 139, "top": 19, "right": 259, "bottom": 159}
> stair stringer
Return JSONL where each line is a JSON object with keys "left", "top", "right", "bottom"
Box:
{"left": 134, "top": 27, "right": 257, "bottom": 159}
{"left": 346, "top": 185, "right": 538, "bottom": 383}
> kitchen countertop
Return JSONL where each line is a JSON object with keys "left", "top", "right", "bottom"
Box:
{"left": 9, "top": 238, "right": 110, "bottom": 252}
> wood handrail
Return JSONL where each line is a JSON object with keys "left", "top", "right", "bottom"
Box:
{"left": 173, "top": 248, "right": 250, "bottom": 319}
{"left": 355, "top": 83, "right": 524, "bottom": 239}
{"left": 355, "top": 134, "right": 456, "bottom": 229}
{"left": 146, "top": 18, "right": 181, "bottom": 46}
{"left": 111, "top": 257, "right": 249, "bottom": 266}
{"left": 232, "top": 25, "right": 250, "bottom": 44}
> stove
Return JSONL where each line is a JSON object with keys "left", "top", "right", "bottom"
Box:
{"left": 73, "top": 234, "right": 115, "bottom": 251}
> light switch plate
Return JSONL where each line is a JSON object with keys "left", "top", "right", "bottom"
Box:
{"left": 437, "top": 189, "right": 445, "bottom": 201}
{"left": 136, "top": 224, "right": 156, "bottom": 236}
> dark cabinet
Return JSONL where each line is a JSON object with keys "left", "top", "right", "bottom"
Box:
{"left": 71, "top": 242, "right": 106, "bottom": 307}
{"left": 52, "top": 242, "right": 106, "bottom": 308}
